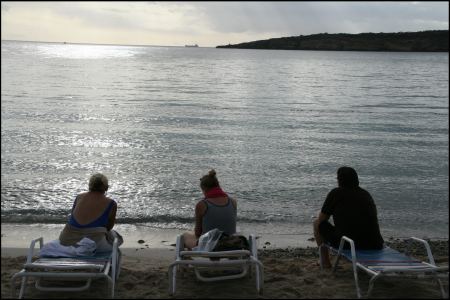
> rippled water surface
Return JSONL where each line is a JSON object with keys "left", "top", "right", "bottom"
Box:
{"left": 1, "top": 41, "right": 448, "bottom": 238}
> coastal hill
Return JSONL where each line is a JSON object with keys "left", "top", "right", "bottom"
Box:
{"left": 216, "top": 30, "right": 448, "bottom": 52}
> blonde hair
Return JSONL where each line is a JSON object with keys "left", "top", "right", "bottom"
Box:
{"left": 200, "top": 169, "right": 219, "bottom": 191}
{"left": 88, "top": 173, "right": 109, "bottom": 193}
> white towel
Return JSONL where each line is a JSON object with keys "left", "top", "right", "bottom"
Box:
{"left": 40, "top": 237, "right": 97, "bottom": 257}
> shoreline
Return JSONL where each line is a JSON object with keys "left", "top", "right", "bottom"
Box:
{"left": 1, "top": 223, "right": 318, "bottom": 250}
{"left": 2, "top": 223, "right": 448, "bottom": 251}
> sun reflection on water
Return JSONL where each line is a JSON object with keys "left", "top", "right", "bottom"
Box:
{"left": 36, "top": 43, "right": 143, "bottom": 59}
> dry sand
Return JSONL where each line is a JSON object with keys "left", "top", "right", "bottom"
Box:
{"left": 1, "top": 239, "right": 448, "bottom": 299}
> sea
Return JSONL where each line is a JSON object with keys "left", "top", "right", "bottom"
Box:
{"left": 1, "top": 40, "right": 448, "bottom": 240}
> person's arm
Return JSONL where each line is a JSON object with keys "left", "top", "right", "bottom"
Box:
{"left": 71, "top": 195, "right": 79, "bottom": 213}
{"left": 313, "top": 189, "right": 336, "bottom": 246}
{"left": 313, "top": 212, "right": 330, "bottom": 247}
{"left": 231, "top": 197, "right": 237, "bottom": 211}
{"left": 194, "top": 201, "right": 207, "bottom": 238}
{"left": 313, "top": 212, "right": 330, "bottom": 227}
{"left": 367, "top": 193, "right": 379, "bottom": 217}
{"left": 106, "top": 201, "right": 117, "bottom": 231}
{"left": 317, "top": 188, "right": 337, "bottom": 222}
{"left": 70, "top": 194, "right": 83, "bottom": 215}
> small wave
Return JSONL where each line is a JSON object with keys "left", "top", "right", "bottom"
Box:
{"left": 1, "top": 209, "right": 296, "bottom": 225}
{"left": 354, "top": 103, "right": 448, "bottom": 110}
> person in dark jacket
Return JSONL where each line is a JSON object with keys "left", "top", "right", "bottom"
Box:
{"left": 313, "top": 166, "right": 384, "bottom": 268}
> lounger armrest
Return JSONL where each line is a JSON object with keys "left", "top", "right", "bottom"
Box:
{"left": 338, "top": 236, "right": 356, "bottom": 251}
{"left": 408, "top": 237, "right": 436, "bottom": 266}
{"left": 111, "top": 236, "right": 119, "bottom": 280}
{"left": 249, "top": 234, "right": 258, "bottom": 258}
{"left": 112, "top": 237, "right": 119, "bottom": 259}
{"left": 27, "top": 237, "right": 44, "bottom": 263}
{"left": 112, "top": 237, "right": 119, "bottom": 250}
{"left": 175, "top": 234, "right": 184, "bottom": 260}
{"left": 337, "top": 236, "right": 357, "bottom": 264}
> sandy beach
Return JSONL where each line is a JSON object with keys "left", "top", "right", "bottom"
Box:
{"left": 1, "top": 235, "right": 448, "bottom": 299}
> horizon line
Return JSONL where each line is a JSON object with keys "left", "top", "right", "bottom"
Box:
{"left": 1, "top": 39, "right": 212, "bottom": 48}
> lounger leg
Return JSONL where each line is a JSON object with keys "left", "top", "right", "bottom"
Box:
{"left": 173, "top": 265, "right": 178, "bottom": 295}
{"left": 253, "top": 259, "right": 264, "bottom": 294}
{"left": 168, "top": 263, "right": 177, "bottom": 296}
{"left": 111, "top": 264, "right": 116, "bottom": 298}
{"left": 367, "top": 274, "right": 382, "bottom": 298}
{"left": 351, "top": 262, "right": 361, "bottom": 298}
{"left": 10, "top": 272, "right": 24, "bottom": 299}
{"left": 18, "top": 276, "right": 28, "bottom": 299}
{"left": 118, "top": 250, "right": 122, "bottom": 279}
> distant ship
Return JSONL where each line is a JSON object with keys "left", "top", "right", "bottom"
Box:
{"left": 185, "top": 44, "right": 198, "bottom": 47}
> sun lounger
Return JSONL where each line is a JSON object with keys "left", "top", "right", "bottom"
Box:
{"left": 320, "top": 236, "right": 448, "bottom": 298}
{"left": 11, "top": 236, "right": 120, "bottom": 299}
{"left": 168, "top": 234, "right": 264, "bottom": 296}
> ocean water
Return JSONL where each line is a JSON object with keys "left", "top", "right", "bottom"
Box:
{"left": 1, "top": 40, "right": 448, "bottom": 239}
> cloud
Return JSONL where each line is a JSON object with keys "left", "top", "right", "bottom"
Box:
{"left": 190, "top": 2, "right": 449, "bottom": 36}
{"left": 1, "top": 2, "right": 448, "bottom": 46}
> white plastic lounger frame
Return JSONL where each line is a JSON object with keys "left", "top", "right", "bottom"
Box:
{"left": 319, "top": 236, "right": 448, "bottom": 298}
{"left": 168, "top": 234, "right": 264, "bottom": 296}
{"left": 11, "top": 237, "right": 120, "bottom": 299}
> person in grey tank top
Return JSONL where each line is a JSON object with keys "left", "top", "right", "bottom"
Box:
{"left": 182, "top": 169, "right": 237, "bottom": 250}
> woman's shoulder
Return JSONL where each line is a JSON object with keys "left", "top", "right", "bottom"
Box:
{"left": 195, "top": 199, "right": 207, "bottom": 207}
{"left": 106, "top": 197, "right": 117, "bottom": 205}
{"left": 76, "top": 192, "right": 88, "bottom": 198}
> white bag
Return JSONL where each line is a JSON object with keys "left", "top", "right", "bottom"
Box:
{"left": 193, "top": 228, "right": 223, "bottom": 252}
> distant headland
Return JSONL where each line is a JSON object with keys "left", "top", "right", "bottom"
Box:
{"left": 216, "top": 30, "right": 448, "bottom": 52}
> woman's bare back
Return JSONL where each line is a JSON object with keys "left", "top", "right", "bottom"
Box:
{"left": 72, "top": 192, "right": 113, "bottom": 225}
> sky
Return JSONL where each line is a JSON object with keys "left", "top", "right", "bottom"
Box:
{"left": 1, "top": 1, "right": 448, "bottom": 47}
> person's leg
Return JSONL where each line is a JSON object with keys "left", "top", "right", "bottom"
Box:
{"left": 182, "top": 231, "right": 198, "bottom": 250}
{"left": 106, "top": 229, "right": 124, "bottom": 247}
{"left": 314, "top": 220, "right": 341, "bottom": 268}
{"left": 313, "top": 219, "right": 332, "bottom": 268}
